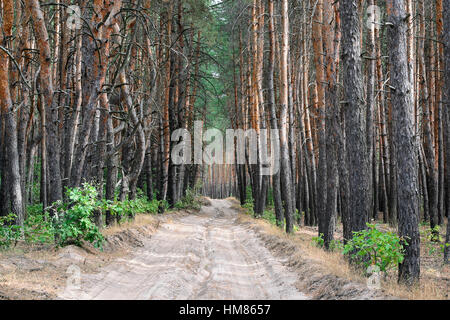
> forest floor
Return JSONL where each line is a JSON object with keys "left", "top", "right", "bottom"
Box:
{"left": 0, "top": 198, "right": 446, "bottom": 299}
{"left": 230, "top": 199, "right": 449, "bottom": 300}
{"left": 295, "top": 220, "right": 449, "bottom": 300}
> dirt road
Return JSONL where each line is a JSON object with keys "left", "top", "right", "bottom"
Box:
{"left": 60, "top": 199, "right": 307, "bottom": 300}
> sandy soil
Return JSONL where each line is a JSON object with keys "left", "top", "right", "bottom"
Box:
{"left": 60, "top": 199, "right": 307, "bottom": 300}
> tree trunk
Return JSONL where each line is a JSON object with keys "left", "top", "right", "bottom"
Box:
{"left": 322, "top": 0, "right": 340, "bottom": 249}
{"left": 340, "top": 0, "right": 370, "bottom": 234}
{"left": 0, "top": 0, "right": 24, "bottom": 225}
{"left": 267, "top": 0, "right": 283, "bottom": 226}
{"left": 311, "top": 0, "right": 327, "bottom": 235}
{"left": 443, "top": 0, "right": 450, "bottom": 263}
{"left": 387, "top": 0, "right": 421, "bottom": 284}
{"left": 28, "top": 0, "right": 63, "bottom": 205}
{"left": 279, "top": 0, "right": 295, "bottom": 233}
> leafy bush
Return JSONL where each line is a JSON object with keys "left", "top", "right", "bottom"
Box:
{"left": 330, "top": 239, "right": 344, "bottom": 251}
{"left": 421, "top": 225, "right": 442, "bottom": 242}
{"left": 53, "top": 183, "right": 104, "bottom": 249}
{"left": 24, "top": 206, "right": 55, "bottom": 244}
{"left": 266, "top": 188, "right": 274, "bottom": 207}
{"left": 312, "top": 233, "right": 325, "bottom": 248}
{"left": 295, "top": 209, "right": 302, "bottom": 223}
{"left": 262, "top": 209, "right": 277, "bottom": 225}
{"left": 101, "top": 190, "right": 165, "bottom": 224}
{"left": 101, "top": 199, "right": 126, "bottom": 222}
{"left": 242, "top": 199, "right": 254, "bottom": 215}
{"left": 420, "top": 225, "right": 449, "bottom": 256}
{"left": 1, "top": 183, "right": 171, "bottom": 251}
{"left": 131, "top": 197, "right": 159, "bottom": 214}
{"left": 343, "top": 223, "right": 406, "bottom": 273}
{"left": 242, "top": 186, "right": 255, "bottom": 216}
{"left": 27, "top": 204, "right": 43, "bottom": 216}
{"left": 174, "top": 188, "right": 201, "bottom": 210}
{"left": 1, "top": 207, "right": 56, "bottom": 249}
{"left": 242, "top": 186, "right": 254, "bottom": 215}
{"left": 0, "top": 214, "right": 22, "bottom": 249}
{"left": 312, "top": 233, "right": 343, "bottom": 251}
{"left": 129, "top": 188, "right": 162, "bottom": 214}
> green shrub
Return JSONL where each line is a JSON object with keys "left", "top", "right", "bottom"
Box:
{"left": 0, "top": 214, "right": 22, "bottom": 249}
{"left": 1, "top": 183, "right": 171, "bottom": 251}
{"left": 242, "top": 186, "right": 254, "bottom": 215}
{"left": 53, "top": 183, "right": 104, "bottom": 249}
{"left": 295, "top": 209, "right": 302, "bottom": 223}
{"left": 343, "top": 223, "right": 406, "bottom": 273}
{"left": 266, "top": 188, "right": 274, "bottom": 207}
{"left": 312, "top": 233, "right": 343, "bottom": 251}
{"left": 312, "top": 233, "right": 325, "bottom": 248}
{"left": 329, "top": 239, "right": 344, "bottom": 251}
{"left": 1, "top": 207, "right": 57, "bottom": 249}
{"left": 101, "top": 199, "right": 126, "bottom": 222}
{"left": 421, "top": 225, "right": 442, "bottom": 242}
{"left": 420, "top": 225, "right": 449, "bottom": 256}
{"left": 24, "top": 207, "right": 55, "bottom": 244}
{"left": 262, "top": 209, "right": 277, "bottom": 225}
{"left": 130, "top": 189, "right": 159, "bottom": 214}
{"left": 126, "top": 197, "right": 164, "bottom": 216}
{"left": 101, "top": 195, "right": 164, "bottom": 223}
{"left": 174, "top": 188, "right": 201, "bottom": 210}
{"left": 242, "top": 199, "right": 254, "bottom": 215}
{"left": 27, "top": 204, "right": 43, "bottom": 216}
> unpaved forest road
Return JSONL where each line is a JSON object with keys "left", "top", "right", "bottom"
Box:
{"left": 60, "top": 199, "right": 307, "bottom": 300}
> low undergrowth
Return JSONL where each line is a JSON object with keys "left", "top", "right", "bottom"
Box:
{"left": 311, "top": 224, "right": 406, "bottom": 275}
{"left": 236, "top": 195, "right": 447, "bottom": 299}
{"left": 174, "top": 187, "right": 202, "bottom": 211}
{"left": 0, "top": 183, "right": 202, "bottom": 251}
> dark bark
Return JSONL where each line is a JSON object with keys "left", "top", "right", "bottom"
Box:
{"left": 366, "top": 0, "right": 376, "bottom": 221}
{"left": 338, "top": 120, "right": 351, "bottom": 242}
{"left": 387, "top": 0, "right": 421, "bottom": 284}
{"left": 0, "top": 1, "right": 24, "bottom": 224}
{"left": 321, "top": 0, "right": 340, "bottom": 248}
{"left": 388, "top": 99, "right": 398, "bottom": 226}
{"left": 105, "top": 113, "right": 118, "bottom": 226}
{"left": 443, "top": 0, "right": 450, "bottom": 263}
{"left": 69, "top": 31, "right": 103, "bottom": 188}
{"left": 340, "top": 0, "right": 370, "bottom": 234}
{"left": 28, "top": 0, "right": 63, "bottom": 205}
{"left": 419, "top": 150, "right": 429, "bottom": 221}
{"left": 145, "top": 145, "right": 154, "bottom": 201}
{"left": 0, "top": 112, "right": 24, "bottom": 225}
{"left": 437, "top": 110, "right": 444, "bottom": 225}
{"left": 420, "top": 43, "right": 439, "bottom": 232}
{"left": 38, "top": 96, "right": 47, "bottom": 211}
{"left": 279, "top": 0, "right": 295, "bottom": 233}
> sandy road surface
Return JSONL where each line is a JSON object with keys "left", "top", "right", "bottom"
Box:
{"left": 60, "top": 199, "right": 307, "bottom": 300}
